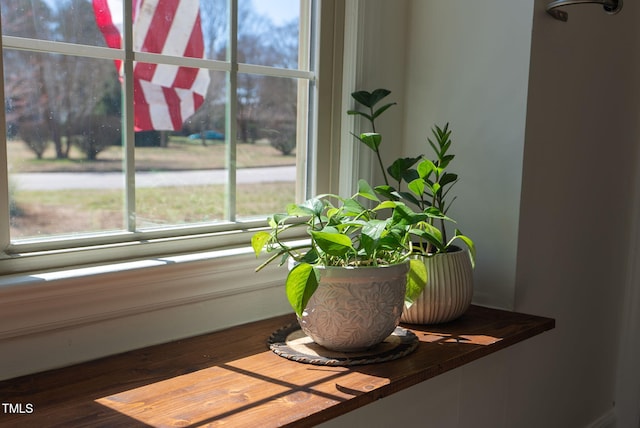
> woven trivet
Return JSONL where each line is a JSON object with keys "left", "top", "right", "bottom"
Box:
{"left": 268, "top": 324, "right": 419, "bottom": 366}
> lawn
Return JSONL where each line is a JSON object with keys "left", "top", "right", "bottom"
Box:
{"left": 8, "top": 137, "right": 298, "bottom": 238}
{"left": 11, "top": 182, "right": 297, "bottom": 238}
{"left": 7, "top": 137, "right": 295, "bottom": 173}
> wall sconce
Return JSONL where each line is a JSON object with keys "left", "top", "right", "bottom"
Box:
{"left": 546, "top": 0, "right": 623, "bottom": 21}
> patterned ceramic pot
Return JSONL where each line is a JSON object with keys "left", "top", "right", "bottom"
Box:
{"left": 401, "top": 248, "right": 473, "bottom": 324}
{"left": 297, "top": 262, "right": 409, "bottom": 352}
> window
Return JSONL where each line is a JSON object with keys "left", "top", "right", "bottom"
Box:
{"left": 0, "top": 0, "right": 331, "bottom": 273}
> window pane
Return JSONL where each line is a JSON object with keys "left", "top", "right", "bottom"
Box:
{"left": 1, "top": 0, "right": 109, "bottom": 46}
{"left": 135, "top": 68, "right": 227, "bottom": 228}
{"left": 200, "top": 0, "right": 229, "bottom": 61}
{"left": 127, "top": 0, "right": 230, "bottom": 62}
{"left": 1, "top": 0, "right": 316, "bottom": 248}
{"left": 238, "top": 0, "right": 300, "bottom": 69}
{"left": 4, "top": 50, "right": 125, "bottom": 239}
{"left": 235, "top": 74, "right": 298, "bottom": 220}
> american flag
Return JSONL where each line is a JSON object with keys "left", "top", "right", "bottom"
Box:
{"left": 93, "top": 0, "right": 210, "bottom": 131}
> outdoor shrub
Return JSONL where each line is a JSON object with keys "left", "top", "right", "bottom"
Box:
{"left": 70, "top": 115, "right": 121, "bottom": 160}
{"left": 18, "top": 121, "right": 51, "bottom": 159}
{"left": 265, "top": 124, "right": 296, "bottom": 156}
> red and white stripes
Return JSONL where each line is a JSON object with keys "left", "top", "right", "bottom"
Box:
{"left": 93, "top": 0, "right": 210, "bottom": 130}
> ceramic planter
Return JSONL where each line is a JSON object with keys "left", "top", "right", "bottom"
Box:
{"left": 297, "top": 262, "right": 409, "bottom": 352}
{"left": 401, "top": 248, "right": 473, "bottom": 324}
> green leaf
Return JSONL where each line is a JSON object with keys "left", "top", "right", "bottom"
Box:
{"left": 439, "top": 172, "right": 458, "bottom": 188}
{"left": 379, "top": 228, "right": 403, "bottom": 250}
{"left": 362, "top": 219, "right": 387, "bottom": 242}
{"left": 251, "top": 231, "right": 271, "bottom": 256}
{"left": 397, "top": 191, "right": 422, "bottom": 207}
{"left": 431, "top": 182, "right": 442, "bottom": 196}
{"left": 368, "top": 88, "right": 392, "bottom": 106}
{"left": 351, "top": 88, "right": 391, "bottom": 108}
{"left": 417, "top": 159, "right": 436, "bottom": 179}
{"left": 372, "top": 102, "right": 397, "bottom": 120}
{"left": 359, "top": 132, "right": 382, "bottom": 151}
{"left": 388, "top": 156, "right": 421, "bottom": 183}
{"left": 341, "top": 198, "right": 366, "bottom": 216}
{"left": 310, "top": 230, "right": 354, "bottom": 257}
{"left": 392, "top": 203, "right": 427, "bottom": 226}
{"left": 347, "top": 110, "right": 373, "bottom": 122}
{"left": 271, "top": 213, "right": 290, "bottom": 225}
{"left": 359, "top": 234, "right": 374, "bottom": 259}
{"left": 351, "top": 90, "right": 374, "bottom": 107}
{"left": 448, "top": 230, "right": 476, "bottom": 268}
{"left": 372, "top": 200, "right": 398, "bottom": 211}
{"left": 374, "top": 185, "right": 399, "bottom": 201}
{"left": 288, "top": 198, "right": 324, "bottom": 217}
{"left": 407, "top": 178, "right": 425, "bottom": 198}
{"left": 326, "top": 207, "right": 340, "bottom": 220}
{"left": 357, "top": 179, "right": 380, "bottom": 202}
{"left": 402, "top": 167, "right": 420, "bottom": 184}
{"left": 424, "top": 206, "right": 443, "bottom": 217}
{"left": 411, "top": 226, "right": 444, "bottom": 251}
{"left": 286, "top": 263, "right": 319, "bottom": 317}
{"left": 405, "top": 259, "right": 427, "bottom": 306}
{"left": 299, "top": 249, "right": 319, "bottom": 264}
{"left": 440, "top": 154, "right": 455, "bottom": 169}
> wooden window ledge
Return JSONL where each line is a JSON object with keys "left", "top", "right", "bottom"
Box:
{"left": 0, "top": 305, "right": 554, "bottom": 427}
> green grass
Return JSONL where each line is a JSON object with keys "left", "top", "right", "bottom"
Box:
{"left": 8, "top": 136, "right": 299, "bottom": 237}
{"left": 8, "top": 137, "right": 295, "bottom": 173}
{"left": 11, "top": 182, "right": 297, "bottom": 237}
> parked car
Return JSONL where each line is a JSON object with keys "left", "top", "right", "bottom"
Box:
{"left": 188, "top": 130, "right": 225, "bottom": 140}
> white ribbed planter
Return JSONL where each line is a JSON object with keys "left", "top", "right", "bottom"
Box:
{"left": 401, "top": 248, "right": 473, "bottom": 324}
{"left": 298, "top": 262, "right": 408, "bottom": 352}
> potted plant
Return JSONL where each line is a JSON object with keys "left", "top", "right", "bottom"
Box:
{"left": 349, "top": 88, "right": 476, "bottom": 324}
{"left": 252, "top": 180, "right": 427, "bottom": 352}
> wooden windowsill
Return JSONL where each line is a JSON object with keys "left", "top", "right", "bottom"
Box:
{"left": 0, "top": 305, "right": 554, "bottom": 427}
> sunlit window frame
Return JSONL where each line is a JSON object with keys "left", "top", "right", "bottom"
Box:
{"left": 0, "top": 0, "right": 330, "bottom": 275}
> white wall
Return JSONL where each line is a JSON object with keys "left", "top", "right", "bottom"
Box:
{"left": 323, "top": 0, "right": 640, "bottom": 427}
{"left": 514, "top": 0, "right": 640, "bottom": 426}
{"left": 400, "top": 0, "right": 533, "bottom": 310}
{"left": 3, "top": 1, "right": 638, "bottom": 425}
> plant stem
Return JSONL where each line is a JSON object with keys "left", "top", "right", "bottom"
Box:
{"left": 369, "top": 106, "right": 389, "bottom": 186}
{"left": 376, "top": 150, "right": 389, "bottom": 186}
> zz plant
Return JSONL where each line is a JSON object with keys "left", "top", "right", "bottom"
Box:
{"left": 252, "top": 179, "right": 427, "bottom": 317}
{"left": 348, "top": 89, "right": 475, "bottom": 264}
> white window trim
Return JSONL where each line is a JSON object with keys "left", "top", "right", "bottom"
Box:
{"left": 339, "top": 0, "right": 370, "bottom": 197}
{"left": 0, "top": 0, "right": 317, "bottom": 265}
{"left": 0, "top": 0, "right": 361, "bottom": 380}
{"left": 0, "top": 244, "right": 296, "bottom": 341}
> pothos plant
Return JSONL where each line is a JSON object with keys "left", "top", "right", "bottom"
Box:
{"left": 252, "top": 179, "right": 427, "bottom": 317}
{"left": 348, "top": 88, "right": 476, "bottom": 265}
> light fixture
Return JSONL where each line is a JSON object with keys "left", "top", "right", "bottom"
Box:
{"left": 546, "top": 0, "right": 622, "bottom": 21}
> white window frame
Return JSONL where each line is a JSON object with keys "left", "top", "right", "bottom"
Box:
{"left": 0, "top": 0, "right": 358, "bottom": 380}
{"left": 0, "top": 0, "right": 335, "bottom": 275}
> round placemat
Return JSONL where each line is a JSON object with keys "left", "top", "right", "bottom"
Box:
{"left": 268, "top": 324, "right": 419, "bottom": 366}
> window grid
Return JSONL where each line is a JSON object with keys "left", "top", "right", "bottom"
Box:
{"left": 0, "top": 0, "right": 317, "bottom": 256}
{"left": 226, "top": 0, "right": 238, "bottom": 222}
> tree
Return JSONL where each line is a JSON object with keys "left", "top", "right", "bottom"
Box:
{"left": 52, "top": 0, "right": 118, "bottom": 159}
{"left": 3, "top": 0, "right": 303, "bottom": 158}
{"left": 69, "top": 115, "right": 121, "bottom": 160}
{"left": 1, "top": 0, "right": 56, "bottom": 156}
{"left": 2, "top": 0, "right": 119, "bottom": 160}
{"left": 18, "top": 122, "right": 50, "bottom": 159}
{"left": 254, "top": 19, "right": 299, "bottom": 154}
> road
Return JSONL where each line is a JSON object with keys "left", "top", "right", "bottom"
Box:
{"left": 11, "top": 166, "right": 297, "bottom": 190}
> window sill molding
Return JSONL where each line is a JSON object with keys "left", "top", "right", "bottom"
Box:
{"left": 0, "top": 305, "right": 555, "bottom": 427}
{"left": 0, "top": 245, "right": 286, "bottom": 341}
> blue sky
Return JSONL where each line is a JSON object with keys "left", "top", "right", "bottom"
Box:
{"left": 42, "top": 0, "right": 300, "bottom": 26}
{"left": 252, "top": 0, "right": 300, "bottom": 25}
